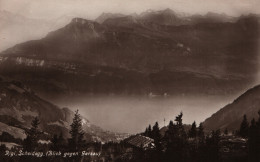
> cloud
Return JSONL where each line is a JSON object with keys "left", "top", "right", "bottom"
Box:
{"left": 0, "top": 0, "right": 259, "bottom": 20}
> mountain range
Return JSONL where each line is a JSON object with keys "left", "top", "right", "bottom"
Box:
{"left": 0, "top": 9, "right": 259, "bottom": 100}
{"left": 1, "top": 8, "right": 260, "bottom": 136}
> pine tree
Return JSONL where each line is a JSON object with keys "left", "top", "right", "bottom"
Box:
{"left": 248, "top": 111, "right": 260, "bottom": 162}
{"left": 189, "top": 121, "right": 197, "bottom": 138}
{"left": 151, "top": 122, "right": 162, "bottom": 161}
{"left": 0, "top": 144, "right": 9, "bottom": 162}
{"left": 197, "top": 123, "right": 206, "bottom": 161}
{"left": 198, "top": 123, "right": 205, "bottom": 140}
{"left": 0, "top": 144, "right": 7, "bottom": 155}
{"left": 224, "top": 128, "right": 228, "bottom": 135}
{"left": 175, "top": 112, "right": 183, "bottom": 128}
{"left": 23, "top": 117, "right": 40, "bottom": 151}
{"left": 144, "top": 127, "right": 148, "bottom": 136}
{"left": 147, "top": 125, "right": 152, "bottom": 138}
{"left": 51, "top": 134, "right": 59, "bottom": 151}
{"left": 144, "top": 124, "right": 153, "bottom": 138}
{"left": 203, "top": 130, "right": 221, "bottom": 162}
{"left": 58, "top": 132, "right": 66, "bottom": 150}
{"left": 164, "top": 120, "right": 176, "bottom": 161}
{"left": 258, "top": 110, "right": 260, "bottom": 124}
{"left": 168, "top": 121, "right": 175, "bottom": 137}
{"left": 68, "top": 110, "right": 85, "bottom": 151}
{"left": 152, "top": 122, "right": 161, "bottom": 141}
{"left": 239, "top": 114, "right": 249, "bottom": 138}
{"left": 51, "top": 132, "right": 65, "bottom": 151}
{"left": 164, "top": 120, "right": 175, "bottom": 143}
{"left": 174, "top": 112, "right": 186, "bottom": 137}
{"left": 165, "top": 112, "right": 188, "bottom": 162}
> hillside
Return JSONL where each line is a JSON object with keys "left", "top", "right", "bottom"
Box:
{"left": 0, "top": 76, "right": 126, "bottom": 142}
{"left": 204, "top": 84, "right": 260, "bottom": 131}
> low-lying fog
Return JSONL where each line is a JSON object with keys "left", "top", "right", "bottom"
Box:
{"left": 52, "top": 95, "right": 236, "bottom": 134}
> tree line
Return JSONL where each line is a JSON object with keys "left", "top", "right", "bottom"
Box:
{"left": 0, "top": 110, "right": 96, "bottom": 162}
{"left": 1, "top": 110, "right": 260, "bottom": 162}
{"left": 134, "top": 111, "right": 260, "bottom": 162}
{"left": 238, "top": 112, "right": 260, "bottom": 162}
{"left": 139, "top": 112, "right": 222, "bottom": 162}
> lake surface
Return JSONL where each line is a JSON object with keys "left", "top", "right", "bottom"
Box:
{"left": 52, "top": 94, "right": 236, "bottom": 134}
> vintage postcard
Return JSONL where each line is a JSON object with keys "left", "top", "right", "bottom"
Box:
{"left": 0, "top": 0, "right": 259, "bottom": 161}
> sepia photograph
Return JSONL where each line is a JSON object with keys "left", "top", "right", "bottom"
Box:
{"left": 0, "top": 0, "right": 260, "bottom": 161}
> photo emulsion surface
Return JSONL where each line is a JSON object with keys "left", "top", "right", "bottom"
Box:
{"left": 0, "top": 0, "right": 260, "bottom": 161}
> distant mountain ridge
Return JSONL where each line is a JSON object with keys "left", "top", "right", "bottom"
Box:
{"left": 0, "top": 9, "right": 259, "bottom": 98}
{"left": 96, "top": 9, "right": 236, "bottom": 26}
{"left": 96, "top": 13, "right": 126, "bottom": 23}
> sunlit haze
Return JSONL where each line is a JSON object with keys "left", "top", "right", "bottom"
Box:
{"left": 1, "top": 0, "right": 260, "bottom": 20}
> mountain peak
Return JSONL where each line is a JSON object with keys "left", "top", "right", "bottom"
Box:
{"left": 161, "top": 8, "right": 176, "bottom": 14}
{"left": 140, "top": 8, "right": 176, "bottom": 16}
{"left": 70, "top": 17, "right": 93, "bottom": 24}
{"left": 139, "top": 8, "right": 184, "bottom": 25}
{"left": 95, "top": 13, "right": 125, "bottom": 23}
{"left": 103, "top": 15, "right": 139, "bottom": 26}
{"left": 46, "top": 17, "right": 104, "bottom": 40}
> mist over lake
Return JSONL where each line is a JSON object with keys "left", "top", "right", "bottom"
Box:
{"left": 51, "top": 94, "right": 235, "bottom": 133}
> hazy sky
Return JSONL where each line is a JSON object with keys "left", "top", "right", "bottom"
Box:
{"left": 1, "top": 0, "right": 260, "bottom": 20}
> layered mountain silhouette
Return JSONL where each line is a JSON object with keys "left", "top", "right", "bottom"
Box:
{"left": 204, "top": 84, "right": 260, "bottom": 131}
{"left": 0, "top": 9, "right": 259, "bottom": 99}
{"left": 0, "top": 10, "right": 81, "bottom": 52}
{"left": 0, "top": 76, "right": 126, "bottom": 142}
{"left": 95, "top": 13, "right": 126, "bottom": 23}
